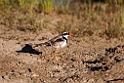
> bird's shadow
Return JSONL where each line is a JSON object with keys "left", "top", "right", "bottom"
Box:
{"left": 16, "top": 44, "right": 42, "bottom": 55}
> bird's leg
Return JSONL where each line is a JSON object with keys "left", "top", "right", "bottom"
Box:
{"left": 54, "top": 50, "right": 58, "bottom": 61}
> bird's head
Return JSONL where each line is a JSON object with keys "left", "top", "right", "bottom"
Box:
{"left": 61, "top": 32, "right": 71, "bottom": 39}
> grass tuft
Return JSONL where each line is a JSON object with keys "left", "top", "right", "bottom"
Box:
{"left": 104, "top": 26, "right": 124, "bottom": 38}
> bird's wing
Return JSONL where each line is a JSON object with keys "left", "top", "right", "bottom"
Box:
{"left": 47, "top": 36, "right": 65, "bottom": 46}
{"left": 34, "top": 35, "right": 64, "bottom": 47}
{"left": 47, "top": 34, "right": 62, "bottom": 42}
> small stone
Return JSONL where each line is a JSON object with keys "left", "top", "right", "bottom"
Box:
{"left": 2, "top": 76, "right": 4, "bottom": 79}
{"left": 11, "top": 70, "right": 15, "bottom": 72}
{"left": 28, "top": 68, "right": 32, "bottom": 72}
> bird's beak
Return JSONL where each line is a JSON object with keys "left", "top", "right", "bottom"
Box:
{"left": 69, "top": 33, "right": 72, "bottom": 37}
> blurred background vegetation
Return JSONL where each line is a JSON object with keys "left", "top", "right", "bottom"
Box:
{"left": 0, "top": 0, "right": 124, "bottom": 39}
{"left": 0, "top": 0, "right": 124, "bottom": 12}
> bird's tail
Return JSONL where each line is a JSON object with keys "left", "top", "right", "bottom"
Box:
{"left": 33, "top": 43, "right": 45, "bottom": 48}
{"left": 33, "top": 42, "right": 51, "bottom": 48}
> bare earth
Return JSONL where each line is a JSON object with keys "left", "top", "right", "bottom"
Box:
{"left": 0, "top": 28, "right": 124, "bottom": 83}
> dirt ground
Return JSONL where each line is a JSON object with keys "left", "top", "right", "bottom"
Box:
{"left": 0, "top": 27, "right": 124, "bottom": 83}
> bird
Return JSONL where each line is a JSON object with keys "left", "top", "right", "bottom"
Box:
{"left": 33, "top": 32, "right": 71, "bottom": 61}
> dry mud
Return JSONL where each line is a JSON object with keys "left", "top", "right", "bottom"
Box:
{"left": 0, "top": 30, "right": 124, "bottom": 83}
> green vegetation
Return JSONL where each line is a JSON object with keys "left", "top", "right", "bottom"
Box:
{"left": 0, "top": 0, "right": 54, "bottom": 13}
{"left": 0, "top": 0, "right": 124, "bottom": 39}
{"left": 41, "top": 0, "right": 53, "bottom": 12}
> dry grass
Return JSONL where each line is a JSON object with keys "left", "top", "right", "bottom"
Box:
{"left": 0, "top": 0, "right": 124, "bottom": 39}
